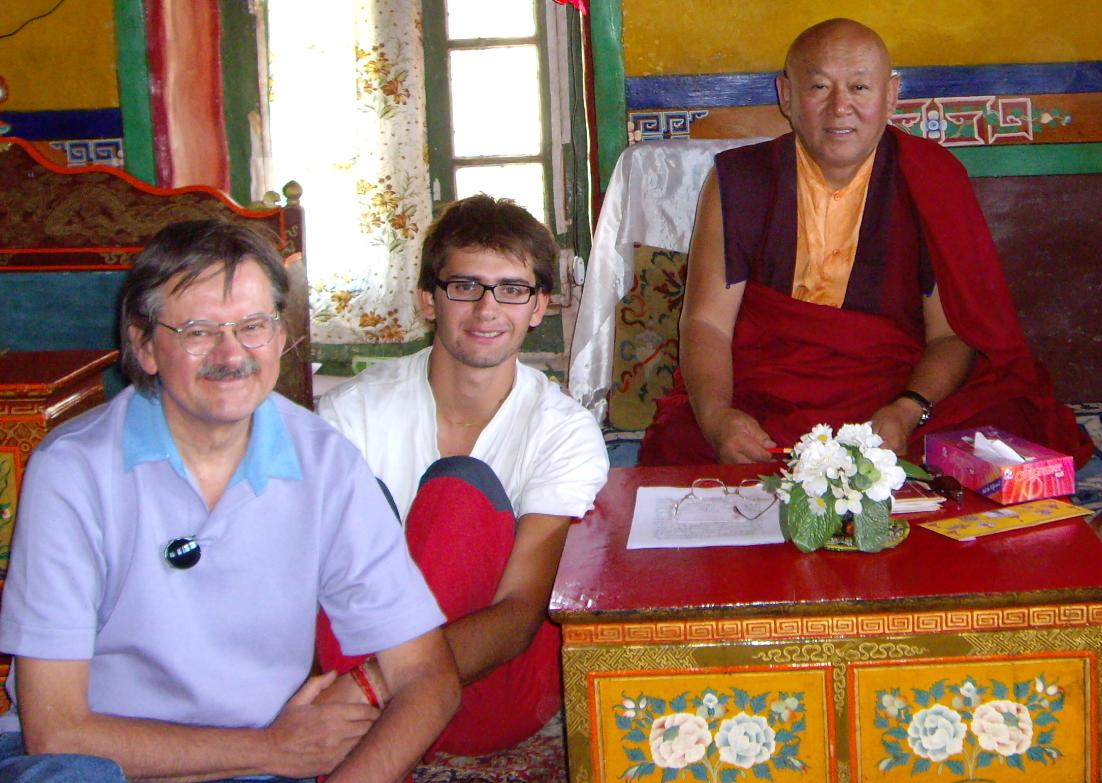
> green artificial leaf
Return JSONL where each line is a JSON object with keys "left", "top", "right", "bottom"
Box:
{"left": 759, "top": 473, "right": 782, "bottom": 494}
{"left": 782, "top": 497, "right": 840, "bottom": 552}
{"left": 851, "top": 471, "right": 873, "bottom": 491}
{"left": 853, "top": 499, "right": 891, "bottom": 552}
{"left": 898, "top": 459, "right": 931, "bottom": 480}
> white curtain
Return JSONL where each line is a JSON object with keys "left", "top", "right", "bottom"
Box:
{"left": 267, "top": 0, "right": 430, "bottom": 344}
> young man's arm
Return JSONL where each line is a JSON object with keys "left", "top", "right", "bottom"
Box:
{"left": 325, "top": 627, "right": 460, "bottom": 783}
{"left": 16, "top": 657, "right": 377, "bottom": 782}
{"left": 440, "top": 512, "right": 569, "bottom": 684}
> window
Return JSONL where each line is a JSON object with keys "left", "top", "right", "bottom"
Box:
{"left": 265, "top": 1, "right": 589, "bottom": 356}
{"left": 422, "top": 0, "right": 589, "bottom": 268}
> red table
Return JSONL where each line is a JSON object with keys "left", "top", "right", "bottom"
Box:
{"left": 550, "top": 465, "right": 1102, "bottom": 783}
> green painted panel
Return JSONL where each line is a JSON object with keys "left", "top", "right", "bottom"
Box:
{"left": 954, "top": 143, "right": 1102, "bottom": 177}
{"left": 220, "top": 0, "right": 261, "bottom": 204}
{"left": 591, "top": 0, "right": 625, "bottom": 191}
{"left": 313, "top": 314, "right": 564, "bottom": 376}
{"left": 314, "top": 339, "right": 432, "bottom": 376}
{"left": 114, "top": 0, "right": 155, "bottom": 184}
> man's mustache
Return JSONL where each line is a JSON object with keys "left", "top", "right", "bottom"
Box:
{"left": 198, "top": 356, "right": 261, "bottom": 381}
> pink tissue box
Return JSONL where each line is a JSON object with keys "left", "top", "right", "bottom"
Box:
{"left": 924, "top": 426, "right": 1075, "bottom": 505}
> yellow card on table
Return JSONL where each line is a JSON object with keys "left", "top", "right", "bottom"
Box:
{"left": 918, "top": 499, "right": 1092, "bottom": 541}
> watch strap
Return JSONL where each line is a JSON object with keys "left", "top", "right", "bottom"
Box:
{"left": 897, "top": 390, "right": 932, "bottom": 425}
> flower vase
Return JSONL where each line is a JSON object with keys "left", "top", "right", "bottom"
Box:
{"left": 780, "top": 498, "right": 897, "bottom": 553}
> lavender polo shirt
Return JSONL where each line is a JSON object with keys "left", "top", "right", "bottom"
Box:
{"left": 0, "top": 387, "right": 444, "bottom": 732}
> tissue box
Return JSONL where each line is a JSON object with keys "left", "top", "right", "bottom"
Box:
{"left": 925, "top": 426, "right": 1075, "bottom": 504}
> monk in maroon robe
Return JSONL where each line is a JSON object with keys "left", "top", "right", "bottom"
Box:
{"left": 640, "top": 19, "right": 1090, "bottom": 468}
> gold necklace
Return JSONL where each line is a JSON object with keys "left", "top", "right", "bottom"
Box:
{"left": 437, "top": 392, "right": 508, "bottom": 429}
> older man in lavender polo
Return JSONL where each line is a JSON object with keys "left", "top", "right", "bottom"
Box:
{"left": 0, "top": 220, "right": 459, "bottom": 783}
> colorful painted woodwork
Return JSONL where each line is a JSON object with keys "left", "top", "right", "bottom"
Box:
{"left": 0, "top": 137, "right": 313, "bottom": 410}
{"left": 551, "top": 465, "right": 1102, "bottom": 782}
{"left": 0, "top": 349, "right": 119, "bottom": 712}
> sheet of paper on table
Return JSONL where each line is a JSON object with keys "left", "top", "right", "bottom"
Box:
{"left": 626, "top": 484, "right": 785, "bottom": 550}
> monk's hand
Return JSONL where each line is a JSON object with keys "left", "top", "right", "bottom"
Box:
{"left": 871, "top": 399, "right": 925, "bottom": 456}
{"left": 702, "top": 408, "right": 777, "bottom": 464}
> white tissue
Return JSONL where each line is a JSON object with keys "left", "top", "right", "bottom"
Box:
{"left": 973, "top": 431, "right": 1026, "bottom": 463}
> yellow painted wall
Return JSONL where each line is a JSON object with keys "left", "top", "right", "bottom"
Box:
{"left": 0, "top": 0, "right": 118, "bottom": 110}
{"left": 623, "top": 0, "right": 1102, "bottom": 76}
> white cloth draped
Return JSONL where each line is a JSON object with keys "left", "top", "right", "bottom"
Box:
{"left": 268, "top": 0, "right": 431, "bottom": 345}
{"left": 567, "top": 138, "right": 770, "bottom": 422}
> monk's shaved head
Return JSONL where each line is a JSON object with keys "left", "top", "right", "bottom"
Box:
{"left": 775, "top": 18, "right": 899, "bottom": 188}
{"left": 784, "top": 18, "right": 892, "bottom": 78}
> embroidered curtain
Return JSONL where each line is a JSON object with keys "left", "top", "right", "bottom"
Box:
{"left": 268, "top": 0, "right": 430, "bottom": 344}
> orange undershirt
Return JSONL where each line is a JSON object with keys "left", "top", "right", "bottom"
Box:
{"left": 792, "top": 138, "right": 876, "bottom": 307}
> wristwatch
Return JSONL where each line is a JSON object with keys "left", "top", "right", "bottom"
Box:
{"left": 896, "top": 390, "right": 932, "bottom": 426}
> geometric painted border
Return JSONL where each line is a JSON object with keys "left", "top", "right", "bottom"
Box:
{"left": 561, "top": 603, "right": 1102, "bottom": 646}
{"left": 626, "top": 62, "right": 1102, "bottom": 110}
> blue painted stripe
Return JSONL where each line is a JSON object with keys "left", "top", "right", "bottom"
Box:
{"left": 627, "top": 61, "right": 1102, "bottom": 109}
{"left": 0, "top": 108, "right": 123, "bottom": 140}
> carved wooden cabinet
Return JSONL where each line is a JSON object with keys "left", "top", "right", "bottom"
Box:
{"left": 0, "top": 350, "right": 118, "bottom": 708}
{"left": 552, "top": 466, "right": 1102, "bottom": 783}
{"left": 0, "top": 349, "right": 118, "bottom": 576}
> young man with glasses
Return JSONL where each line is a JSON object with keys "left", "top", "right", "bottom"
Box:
{"left": 317, "top": 195, "right": 609, "bottom": 759}
{"left": 0, "top": 220, "right": 459, "bottom": 782}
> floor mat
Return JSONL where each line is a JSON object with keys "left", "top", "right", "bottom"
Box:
{"left": 414, "top": 711, "right": 567, "bottom": 783}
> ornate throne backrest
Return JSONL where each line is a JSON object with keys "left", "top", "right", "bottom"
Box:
{"left": 0, "top": 138, "right": 312, "bottom": 408}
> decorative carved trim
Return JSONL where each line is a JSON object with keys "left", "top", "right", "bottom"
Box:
{"left": 561, "top": 603, "right": 1102, "bottom": 646}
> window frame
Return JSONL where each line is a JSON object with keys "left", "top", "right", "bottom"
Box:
{"left": 422, "top": 1, "right": 555, "bottom": 230}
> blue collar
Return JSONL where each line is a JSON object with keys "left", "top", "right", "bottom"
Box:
{"left": 122, "top": 390, "right": 302, "bottom": 494}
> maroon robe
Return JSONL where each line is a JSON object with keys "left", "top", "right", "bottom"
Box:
{"left": 640, "top": 128, "right": 1091, "bottom": 467}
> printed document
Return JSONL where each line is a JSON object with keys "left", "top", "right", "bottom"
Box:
{"left": 626, "top": 484, "right": 785, "bottom": 550}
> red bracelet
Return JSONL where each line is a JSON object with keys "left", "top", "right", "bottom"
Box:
{"left": 350, "top": 660, "right": 381, "bottom": 707}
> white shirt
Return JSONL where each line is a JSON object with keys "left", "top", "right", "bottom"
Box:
{"left": 318, "top": 348, "right": 609, "bottom": 522}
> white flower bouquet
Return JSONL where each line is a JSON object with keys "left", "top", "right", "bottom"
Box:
{"left": 760, "top": 422, "right": 907, "bottom": 552}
